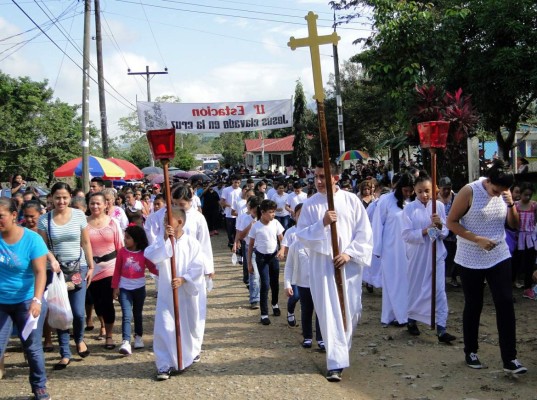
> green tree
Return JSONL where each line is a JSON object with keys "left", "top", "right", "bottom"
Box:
{"left": 211, "top": 132, "right": 245, "bottom": 166}
{"left": 0, "top": 72, "right": 86, "bottom": 185}
{"left": 291, "top": 80, "right": 312, "bottom": 167}
{"left": 332, "top": 0, "right": 537, "bottom": 163}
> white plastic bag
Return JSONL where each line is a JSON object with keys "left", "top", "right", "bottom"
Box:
{"left": 231, "top": 253, "right": 238, "bottom": 265}
{"left": 47, "top": 272, "right": 73, "bottom": 330}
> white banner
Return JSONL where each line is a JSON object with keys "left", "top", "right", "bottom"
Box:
{"left": 137, "top": 99, "right": 293, "bottom": 133}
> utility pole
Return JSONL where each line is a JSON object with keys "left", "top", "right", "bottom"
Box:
{"left": 81, "top": 0, "right": 91, "bottom": 192}
{"left": 333, "top": 13, "right": 345, "bottom": 156}
{"left": 128, "top": 66, "right": 168, "bottom": 167}
{"left": 94, "top": 0, "right": 108, "bottom": 158}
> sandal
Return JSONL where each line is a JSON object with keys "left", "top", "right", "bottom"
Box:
{"left": 96, "top": 328, "right": 106, "bottom": 341}
{"left": 104, "top": 336, "right": 116, "bottom": 350}
{"left": 43, "top": 344, "right": 54, "bottom": 352}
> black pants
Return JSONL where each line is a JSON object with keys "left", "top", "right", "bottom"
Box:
{"left": 89, "top": 276, "right": 115, "bottom": 324}
{"left": 444, "top": 240, "right": 458, "bottom": 280}
{"left": 459, "top": 259, "right": 517, "bottom": 363}
{"left": 255, "top": 250, "right": 279, "bottom": 316}
{"left": 203, "top": 210, "right": 220, "bottom": 232}
{"left": 298, "top": 286, "right": 322, "bottom": 342}
{"left": 512, "top": 247, "right": 536, "bottom": 289}
{"left": 225, "top": 217, "right": 236, "bottom": 248}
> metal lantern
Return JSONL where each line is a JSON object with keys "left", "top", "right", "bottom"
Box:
{"left": 146, "top": 128, "right": 176, "bottom": 160}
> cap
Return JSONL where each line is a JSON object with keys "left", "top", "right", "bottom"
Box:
{"left": 153, "top": 184, "right": 161, "bottom": 189}
{"left": 438, "top": 177, "right": 452, "bottom": 187}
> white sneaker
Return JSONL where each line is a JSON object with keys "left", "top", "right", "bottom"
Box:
{"left": 134, "top": 335, "right": 144, "bottom": 349}
{"left": 119, "top": 340, "right": 132, "bottom": 355}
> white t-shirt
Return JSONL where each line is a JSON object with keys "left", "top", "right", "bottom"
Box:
{"left": 248, "top": 219, "right": 284, "bottom": 254}
{"left": 287, "top": 191, "right": 307, "bottom": 213}
{"left": 266, "top": 187, "right": 277, "bottom": 200}
{"left": 221, "top": 186, "right": 242, "bottom": 218}
{"left": 232, "top": 198, "right": 247, "bottom": 216}
{"left": 192, "top": 195, "right": 201, "bottom": 211}
{"left": 271, "top": 192, "right": 289, "bottom": 217}
{"left": 236, "top": 213, "right": 255, "bottom": 232}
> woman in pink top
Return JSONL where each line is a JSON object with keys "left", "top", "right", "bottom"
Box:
{"left": 112, "top": 225, "right": 158, "bottom": 355}
{"left": 513, "top": 182, "right": 537, "bottom": 299}
{"left": 87, "top": 193, "right": 123, "bottom": 350}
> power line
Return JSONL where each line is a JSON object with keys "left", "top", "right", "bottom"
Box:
{"left": 29, "top": 0, "right": 137, "bottom": 109}
{"left": 137, "top": 0, "right": 180, "bottom": 97}
{"left": 115, "top": 0, "right": 373, "bottom": 32}
{"left": 103, "top": 10, "right": 338, "bottom": 58}
{"left": 100, "top": 11, "right": 145, "bottom": 97}
{"left": 10, "top": 0, "right": 136, "bottom": 111}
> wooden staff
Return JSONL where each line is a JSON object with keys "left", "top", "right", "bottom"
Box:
{"left": 162, "top": 158, "right": 183, "bottom": 370}
{"left": 288, "top": 12, "right": 346, "bottom": 331}
{"left": 430, "top": 149, "right": 437, "bottom": 330}
{"left": 317, "top": 102, "right": 347, "bottom": 331}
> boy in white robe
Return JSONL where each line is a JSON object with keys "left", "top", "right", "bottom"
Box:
{"left": 144, "top": 207, "right": 205, "bottom": 380}
{"left": 296, "top": 162, "right": 373, "bottom": 382}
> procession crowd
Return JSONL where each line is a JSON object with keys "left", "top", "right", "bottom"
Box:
{"left": 0, "top": 158, "right": 534, "bottom": 399}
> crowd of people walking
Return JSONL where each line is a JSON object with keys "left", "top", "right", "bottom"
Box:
{"left": 0, "top": 158, "right": 533, "bottom": 398}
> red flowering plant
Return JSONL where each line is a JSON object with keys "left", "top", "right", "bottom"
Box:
{"left": 411, "top": 84, "right": 480, "bottom": 188}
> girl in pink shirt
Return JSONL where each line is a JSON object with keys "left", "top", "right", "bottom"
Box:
{"left": 112, "top": 225, "right": 157, "bottom": 355}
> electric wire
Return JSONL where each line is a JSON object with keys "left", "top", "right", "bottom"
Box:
{"left": 115, "top": 0, "right": 373, "bottom": 32}
{"left": 100, "top": 11, "right": 145, "bottom": 97}
{"left": 137, "top": 0, "right": 180, "bottom": 98}
{"left": 28, "top": 0, "right": 137, "bottom": 109}
{"left": 10, "top": 0, "right": 136, "bottom": 111}
{"left": 50, "top": 0, "right": 78, "bottom": 91}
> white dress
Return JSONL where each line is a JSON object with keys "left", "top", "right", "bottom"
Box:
{"left": 297, "top": 189, "right": 373, "bottom": 370}
{"left": 144, "top": 234, "right": 205, "bottom": 372}
{"left": 371, "top": 193, "right": 409, "bottom": 325}
{"left": 402, "top": 199, "right": 449, "bottom": 327}
{"left": 362, "top": 198, "right": 383, "bottom": 288}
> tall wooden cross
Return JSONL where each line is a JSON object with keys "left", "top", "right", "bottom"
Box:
{"left": 288, "top": 12, "right": 347, "bottom": 332}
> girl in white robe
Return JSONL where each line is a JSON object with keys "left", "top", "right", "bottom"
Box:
{"left": 372, "top": 173, "right": 415, "bottom": 325}
{"left": 144, "top": 207, "right": 205, "bottom": 378}
{"left": 401, "top": 173, "right": 455, "bottom": 342}
{"left": 362, "top": 198, "right": 383, "bottom": 289}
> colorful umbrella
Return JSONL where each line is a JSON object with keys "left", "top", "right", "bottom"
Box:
{"left": 338, "top": 150, "right": 369, "bottom": 162}
{"left": 151, "top": 175, "right": 165, "bottom": 185}
{"left": 107, "top": 158, "right": 144, "bottom": 180}
{"left": 141, "top": 166, "right": 163, "bottom": 175}
{"left": 53, "top": 156, "right": 126, "bottom": 179}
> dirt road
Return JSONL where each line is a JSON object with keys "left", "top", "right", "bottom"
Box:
{"left": 1, "top": 230, "right": 536, "bottom": 400}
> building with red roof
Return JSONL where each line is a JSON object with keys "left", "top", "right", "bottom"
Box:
{"left": 244, "top": 135, "right": 296, "bottom": 172}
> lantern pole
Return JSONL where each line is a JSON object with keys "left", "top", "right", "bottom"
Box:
{"left": 146, "top": 129, "right": 182, "bottom": 371}
{"left": 417, "top": 121, "right": 449, "bottom": 331}
{"left": 430, "top": 148, "right": 437, "bottom": 330}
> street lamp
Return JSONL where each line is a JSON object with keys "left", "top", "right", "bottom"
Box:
{"left": 417, "top": 120, "right": 449, "bottom": 330}
{"left": 146, "top": 128, "right": 183, "bottom": 370}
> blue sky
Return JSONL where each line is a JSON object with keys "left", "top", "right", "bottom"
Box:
{"left": 1, "top": 0, "right": 372, "bottom": 138}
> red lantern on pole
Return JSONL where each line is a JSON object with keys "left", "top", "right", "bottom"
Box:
{"left": 146, "top": 128, "right": 183, "bottom": 370}
{"left": 146, "top": 128, "right": 176, "bottom": 160}
{"left": 417, "top": 120, "right": 450, "bottom": 330}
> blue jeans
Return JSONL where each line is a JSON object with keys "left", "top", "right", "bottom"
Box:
{"left": 298, "top": 286, "right": 322, "bottom": 342}
{"left": 276, "top": 215, "right": 290, "bottom": 231}
{"left": 255, "top": 250, "right": 279, "bottom": 316}
{"left": 58, "top": 266, "right": 87, "bottom": 359}
{"left": 0, "top": 298, "right": 48, "bottom": 392}
{"left": 244, "top": 242, "right": 260, "bottom": 304}
{"left": 119, "top": 286, "right": 146, "bottom": 341}
{"left": 287, "top": 284, "right": 300, "bottom": 314}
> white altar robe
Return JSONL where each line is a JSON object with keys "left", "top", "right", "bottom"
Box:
{"left": 372, "top": 193, "right": 409, "bottom": 325}
{"left": 144, "top": 234, "right": 205, "bottom": 372}
{"left": 297, "top": 189, "right": 373, "bottom": 370}
{"left": 402, "top": 199, "right": 449, "bottom": 326}
{"left": 362, "top": 199, "right": 383, "bottom": 288}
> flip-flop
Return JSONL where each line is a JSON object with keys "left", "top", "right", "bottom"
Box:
{"left": 85, "top": 325, "right": 95, "bottom": 332}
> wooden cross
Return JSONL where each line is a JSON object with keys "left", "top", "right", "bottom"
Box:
{"left": 288, "top": 11, "right": 340, "bottom": 102}
{"left": 288, "top": 12, "right": 347, "bottom": 332}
